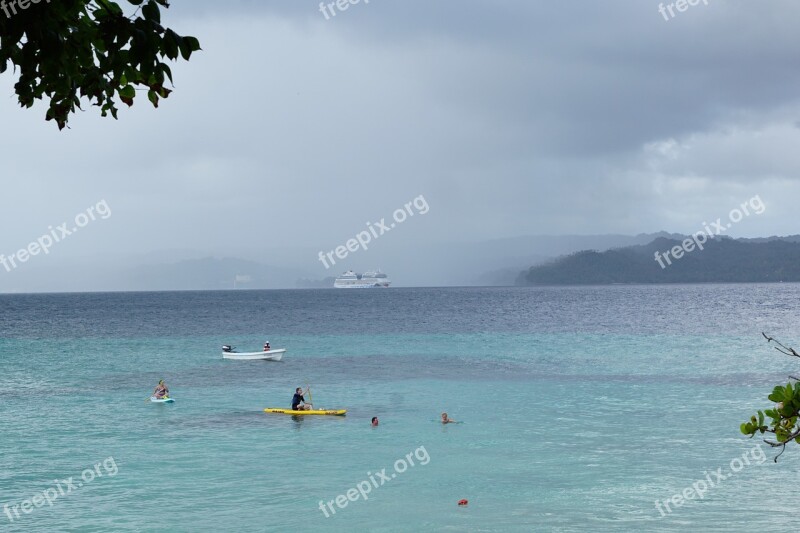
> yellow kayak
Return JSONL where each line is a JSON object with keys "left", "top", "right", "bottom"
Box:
{"left": 264, "top": 408, "right": 346, "bottom": 416}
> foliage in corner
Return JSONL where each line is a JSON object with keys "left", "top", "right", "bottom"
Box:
{"left": 741, "top": 333, "right": 800, "bottom": 461}
{"left": 0, "top": 0, "right": 200, "bottom": 129}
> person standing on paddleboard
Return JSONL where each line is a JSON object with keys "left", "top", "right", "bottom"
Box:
{"left": 292, "top": 387, "right": 311, "bottom": 411}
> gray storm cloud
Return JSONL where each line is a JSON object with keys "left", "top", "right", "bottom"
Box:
{"left": 2, "top": 0, "right": 799, "bottom": 290}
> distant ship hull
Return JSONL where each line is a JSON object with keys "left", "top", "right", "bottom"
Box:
{"left": 334, "top": 270, "right": 391, "bottom": 288}
{"left": 333, "top": 281, "right": 390, "bottom": 288}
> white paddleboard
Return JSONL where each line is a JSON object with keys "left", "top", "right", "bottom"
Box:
{"left": 150, "top": 397, "right": 175, "bottom": 403}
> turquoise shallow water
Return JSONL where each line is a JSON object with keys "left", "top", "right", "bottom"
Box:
{"left": 1, "top": 286, "right": 800, "bottom": 531}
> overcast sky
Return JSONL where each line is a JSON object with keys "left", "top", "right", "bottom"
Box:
{"left": 2, "top": 0, "right": 800, "bottom": 285}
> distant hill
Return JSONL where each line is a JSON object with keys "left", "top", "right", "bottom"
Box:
{"left": 517, "top": 236, "right": 800, "bottom": 285}
{"left": 737, "top": 235, "right": 800, "bottom": 244}
{"left": 468, "top": 232, "right": 684, "bottom": 285}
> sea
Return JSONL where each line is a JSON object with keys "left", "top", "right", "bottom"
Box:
{"left": 1, "top": 285, "right": 799, "bottom": 532}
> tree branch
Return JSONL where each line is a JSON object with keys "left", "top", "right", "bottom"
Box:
{"left": 762, "top": 332, "right": 800, "bottom": 358}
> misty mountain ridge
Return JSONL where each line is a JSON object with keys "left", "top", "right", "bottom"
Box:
{"left": 518, "top": 235, "right": 800, "bottom": 285}
{"left": 3, "top": 232, "right": 794, "bottom": 292}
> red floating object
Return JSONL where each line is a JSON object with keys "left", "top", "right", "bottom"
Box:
{"left": 458, "top": 499, "right": 469, "bottom": 506}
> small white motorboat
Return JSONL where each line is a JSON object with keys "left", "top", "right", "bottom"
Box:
{"left": 221, "top": 345, "right": 285, "bottom": 361}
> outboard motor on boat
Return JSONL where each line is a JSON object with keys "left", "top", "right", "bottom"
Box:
{"left": 222, "top": 345, "right": 233, "bottom": 353}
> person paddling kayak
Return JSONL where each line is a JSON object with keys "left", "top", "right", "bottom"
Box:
{"left": 153, "top": 380, "right": 169, "bottom": 399}
{"left": 292, "top": 387, "right": 312, "bottom": 411}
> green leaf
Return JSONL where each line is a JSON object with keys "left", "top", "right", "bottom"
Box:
{"left": 160, "top": 63, "right": 173, "bottom": 84}
{"left": 178, "top": 38, "right": 192, "bottom": 61}
{"left": 142, "top": 1, "right": 161, "bottom": 23}
{"left": 119, "top": 85, "right": 135, "bottom": 99}
{"left": 98, "top": 1, "right": 124, "bottom": 17}
{"left": 768, "top": 386, "right": 785, "bottom": 403}
{"left": 184, "top": 36, "right": 201, "bottom": 52}
{"left": 163, "top": 29, "right": 179, "bottom": 60}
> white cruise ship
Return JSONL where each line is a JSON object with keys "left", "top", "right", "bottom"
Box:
{"left": 333, "top": 270, "right": 391, "bottom": 288}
